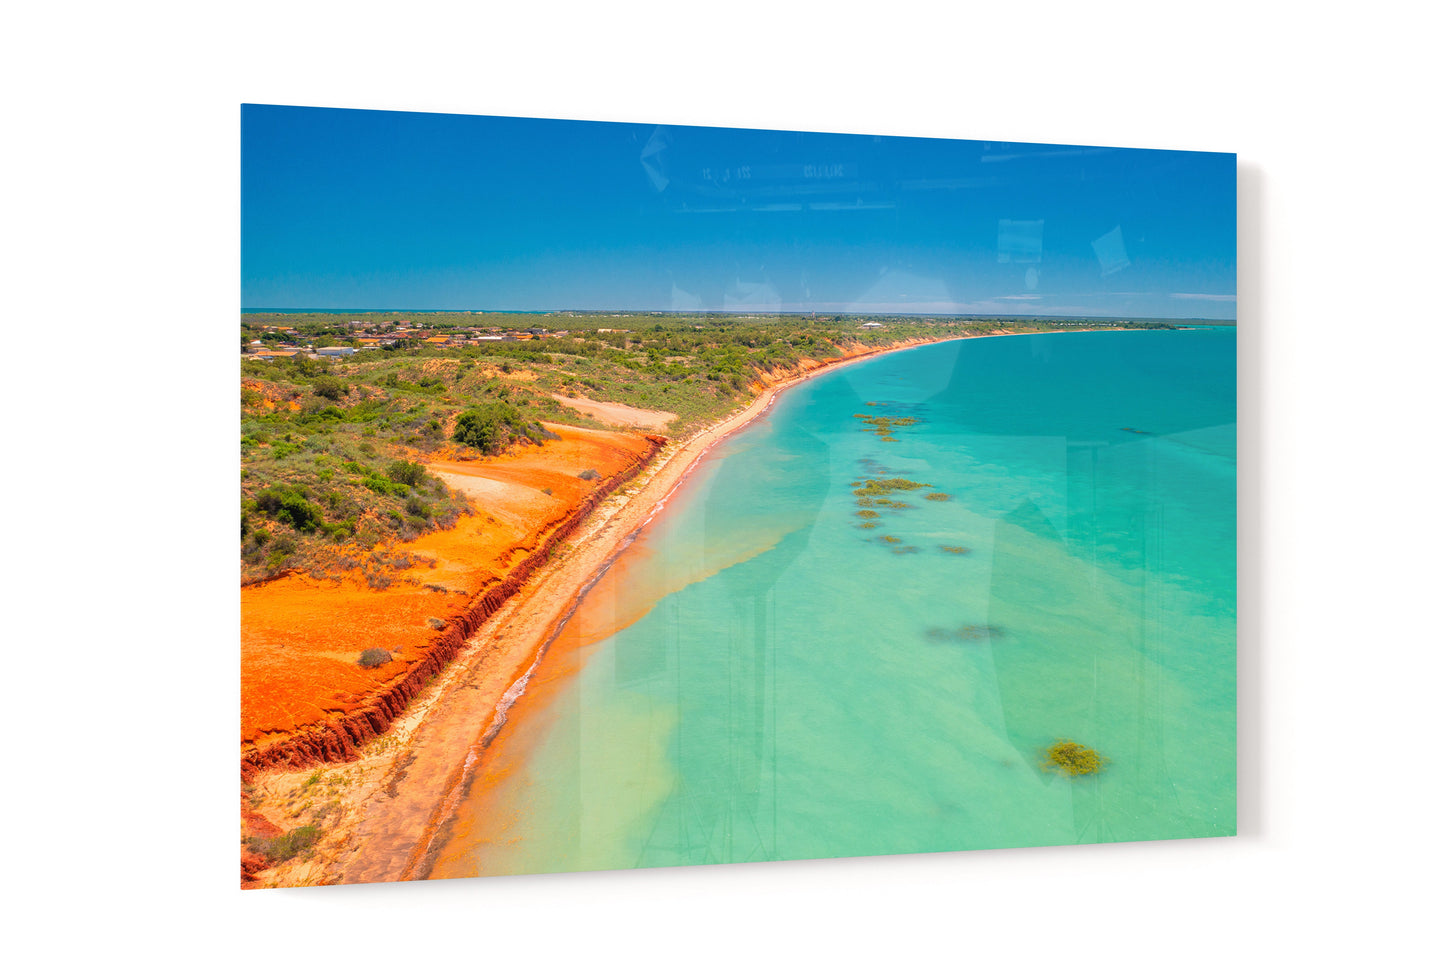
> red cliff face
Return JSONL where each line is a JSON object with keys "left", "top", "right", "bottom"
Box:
{"left": 240, "top": 434, "right": 662, "bottom": 783}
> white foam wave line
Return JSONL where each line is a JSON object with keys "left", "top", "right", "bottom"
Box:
{"left": 411, "top": 634, "right": 552, "bottom": 878}
{"left": 480, "top": 665, "right": 533, "bottom": 743}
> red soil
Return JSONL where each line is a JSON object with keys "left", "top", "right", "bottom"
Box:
{"left": 240, "top": 424, "right": 658, "bottom": 773}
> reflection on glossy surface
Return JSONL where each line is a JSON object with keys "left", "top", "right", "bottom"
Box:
{"left": 428, "top": 329, "right": 1236, "bottom": 878}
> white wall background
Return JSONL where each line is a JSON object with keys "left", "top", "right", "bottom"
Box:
{"left": 8, "top": 2, "right": 1439, "bottom": 959}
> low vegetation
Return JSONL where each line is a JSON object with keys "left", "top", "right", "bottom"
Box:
{"left": 357, "top": 648, "right": 392, "bottom": 668}
{"left": 242, "top": 312, "right": 1173, "bottom": 583}
{"left": 452, "top": 401, "right": 553, "bottom": 455}
{"left": 246, "top": 825, "right": 320, "bottom": 863}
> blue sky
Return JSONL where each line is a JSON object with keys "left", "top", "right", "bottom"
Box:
{"left": 242, "top": 105, "right": 1235, "bottom": 319}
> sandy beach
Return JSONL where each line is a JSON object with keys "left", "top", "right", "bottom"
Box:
{"left": 240, "top": 330, "right": 1064, "bottom": 887}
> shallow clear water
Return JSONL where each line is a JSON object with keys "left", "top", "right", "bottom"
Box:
{"left": 429, "top": 329, "right": 1236, "bottom": 877}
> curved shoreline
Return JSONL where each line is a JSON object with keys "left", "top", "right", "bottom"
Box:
{"left": 240, "top": 436, "right": 662, "bottom": 781}
{"left": 326, "top": 338, "right": 951, "bottom": 884}
{"left": 242, "top": 328, "right": 1126, "bottom": 887}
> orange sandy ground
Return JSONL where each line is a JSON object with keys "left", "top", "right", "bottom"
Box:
{"left": 240, "top": 424, "right": 654, "bottom": 750}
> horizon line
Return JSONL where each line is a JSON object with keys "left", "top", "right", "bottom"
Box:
{"left": 242, "top": 307, "right": 1236, "bottom": 323}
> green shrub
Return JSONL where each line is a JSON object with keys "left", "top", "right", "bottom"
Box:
{"left": 254, "top": 486, "right": 324, "bottom": 532}
{"left": 358, "top": 648, "right": 392, "bottom": 668}
{"left": 312, "top": 375, "right": 347, "bottom": 401}
{"left": 289, "top": 354, "right": 326, "bottom": 378}
{"left": 578, "top": 468, "right": 601, "bottom": 480}
{"left": 386, "top": 460, "right": 427, "bottom": 486}
{"left": 452, "top": 401, "right": 543, "bottom": 455}
{"left": 364, "top": 475, "right": 407, "bottom": 498}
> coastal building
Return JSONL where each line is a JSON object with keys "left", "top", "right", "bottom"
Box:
{"left": 316, "top": 346, "right": 355, "bottom": 357}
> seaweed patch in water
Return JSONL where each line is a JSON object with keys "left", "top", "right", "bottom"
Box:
{"left": 939, "top": 545, "right": 971, "bottom": 555}
{"left": 853, "top": 478, "right": 931, "bottom": 498}
{"left": 892, "top": 545, "right": 919, "bottom": 554}
{"left": 925, "top": 492, "right": 951, "bottom": 502}
{"left": 1044, "top": 740, "right": 1106, "bottom": 777}
{"left": 855, "top": 411, "right": 922, "bottom": 442}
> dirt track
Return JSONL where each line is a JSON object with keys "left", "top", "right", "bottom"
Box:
{"left": 550, "top": 393, "right": 678, "bottom": 430}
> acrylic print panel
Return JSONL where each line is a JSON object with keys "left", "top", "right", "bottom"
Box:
{"left": 240, "top": 104, "right": 1236, "bottom": 887}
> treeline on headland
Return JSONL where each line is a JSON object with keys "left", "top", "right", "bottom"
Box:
{"left": 240, "top": 312, "right": 1172, "bottom": 583}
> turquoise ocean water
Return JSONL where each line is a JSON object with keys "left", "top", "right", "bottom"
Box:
{"left": 430, "top": 328, "right": 1236, "bottom": 877}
